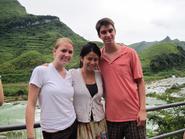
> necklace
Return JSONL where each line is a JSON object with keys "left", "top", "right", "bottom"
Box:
{"left": 81, "top": 69, "right": 95, "bottom": 84}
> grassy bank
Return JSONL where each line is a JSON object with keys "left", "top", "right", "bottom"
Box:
{"left": 3, "top": 82, "right": 28, "bottom": 102}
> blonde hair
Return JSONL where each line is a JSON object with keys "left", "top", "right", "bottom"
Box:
{"left": 54, "top": 37, "right": 74, "bottom": 49}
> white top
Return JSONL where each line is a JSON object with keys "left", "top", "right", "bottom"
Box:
{"left": 30, "top": 63, "right": 76, "bottom": 132}
{"left": 71, "top": 68, "right": 105, "bottom": 123}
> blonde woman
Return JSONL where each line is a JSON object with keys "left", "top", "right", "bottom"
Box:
{"left": 26, "top": 38, "right": 77, "bottom": 139}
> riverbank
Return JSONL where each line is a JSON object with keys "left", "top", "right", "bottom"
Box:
{"left": 146, "top": 76, "right": 185, "bottom": 94}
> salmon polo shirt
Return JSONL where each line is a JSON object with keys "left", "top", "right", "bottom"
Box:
{"left": 100, "top": 45, "right": 143, "bottom": 122}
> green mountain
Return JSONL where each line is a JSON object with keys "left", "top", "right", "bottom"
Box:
{"left": 129, "top": 41, "right": 158, "bottom": 52}
{"left": 0, "top": 0, "right": 88, "bottom": 82}
{"left": 129, "top": 36, "right": 185, "bottom": 52}
{"left": 139, "top": 41, "right": 185, "bottom": 79}
{"left": 0, "top": 0, "right": 27, "bottom": 20}
{"left": 128, "top": 36, "right": 185, "bottom": 79}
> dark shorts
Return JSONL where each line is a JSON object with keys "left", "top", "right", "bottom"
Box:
{"left": 42, "top": 120, "right": 77, "bottom": 139}
{"left": 107, "top": 120, "right": 146, "bottom": 139}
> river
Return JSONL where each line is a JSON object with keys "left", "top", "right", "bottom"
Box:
{"left": 0, "top": 101, "right": 41, "bottom": 139}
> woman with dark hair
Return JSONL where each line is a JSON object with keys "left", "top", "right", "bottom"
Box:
{"left": 71, "top": 42, "right": 107, "bottom": 139}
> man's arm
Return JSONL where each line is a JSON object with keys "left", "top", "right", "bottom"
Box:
{"left": 136, "top": 78, "right": 147, "bottom": 126}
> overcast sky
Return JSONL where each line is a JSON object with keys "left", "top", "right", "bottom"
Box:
{"left": 17, "top": 0, "right": 185, "bottom": 45}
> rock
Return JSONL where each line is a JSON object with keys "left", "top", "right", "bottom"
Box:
{"left": 146, "top": 77, "right": 185, "bottom": 94}
{"left": 172, "top": 75, "right": 176, "bottom": 78}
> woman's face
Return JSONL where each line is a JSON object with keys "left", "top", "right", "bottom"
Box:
{"left": 81, "top": 51, "right": 99, "bottom": 71}
{"left": 53, "top": 42, "right": 73, "bottom": 65}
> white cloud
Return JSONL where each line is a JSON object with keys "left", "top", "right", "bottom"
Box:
{"left": 17, "top": 0, "right": 185, "bottom": 44}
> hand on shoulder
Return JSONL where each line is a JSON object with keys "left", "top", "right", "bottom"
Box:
{"left": 41, "top": 63, "right": 49, "bottom": 67}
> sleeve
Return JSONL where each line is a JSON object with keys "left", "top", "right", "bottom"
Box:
{"left": 130, "top": 49, "right": 143, "bottom": 80}
{"left": 29, "top": 66, "right": 45, "bottom": 88}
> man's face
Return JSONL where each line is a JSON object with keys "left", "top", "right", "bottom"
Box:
{"left": 99, "top": 24, "right": 116, "bottom": 45}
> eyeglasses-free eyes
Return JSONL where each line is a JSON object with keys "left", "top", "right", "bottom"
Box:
{"left": 87, "top": 57, "right": 99, "bottom": 62}
{"left": 60, "top": 49, "right": 73, "bottom": 54}
{"left": 100, "top": 28, "right": 114, "bottom": 35}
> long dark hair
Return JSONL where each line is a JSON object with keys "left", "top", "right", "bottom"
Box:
{"left": 80, "top": 42, "right": 101, "bottom": 67}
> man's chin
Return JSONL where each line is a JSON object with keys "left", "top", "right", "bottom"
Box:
{"left": 104, "top": 41, "right": 113, "bottom": 44}
{"left": 87, "top": 67, "right": 96, "bottom": 71}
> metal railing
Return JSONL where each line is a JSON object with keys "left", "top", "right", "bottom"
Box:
{"left": 149, "top": 128, "right": 185, "bottom": 139}
{"left": 0, "top": 101, "right": 185, "bottom": 139}
{"left": 146, "top": 101, "right": 185, "bottom": 139}
{"left": 146, "top": 101, "right": 185, "bottom": 112}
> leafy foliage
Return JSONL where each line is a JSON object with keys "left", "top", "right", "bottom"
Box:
{"left": 150, "top": 46, "right": 185, "bottom": 72}
{"left": 147, "top": 83, "right": 185, "bottom": 138}
{"left": 148, "top": 107, "right": 185, "bottom": 139}
{"left": 138, "top": 42, "right": 185, "bottom": 79}
{"left": 0, "top": 0, "right": 88, "bottom": 83}
{"left": 0, "top": 0, "right": 26, "bottom": 20}
{"left": 13, "top": 51, "right": 45, "bottom": 69}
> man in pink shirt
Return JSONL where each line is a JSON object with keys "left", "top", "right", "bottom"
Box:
{"left": 96, "top": 18, "right": 147, "bottom": 139}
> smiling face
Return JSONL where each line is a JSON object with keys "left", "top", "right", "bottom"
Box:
{"left": 99, "top": 24, "right": 116, "bottom": 46}
{"left": 53, "top": 42, "right": 73, "bottom": 66}
{"left": 81, "top": 51, "right": 99, "bottom": 71}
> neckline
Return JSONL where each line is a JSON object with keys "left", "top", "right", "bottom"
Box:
{"left": 81, "top": 68, "right": 96, "bottom": 84}
{"left": 86, "top": 83, "right": 96, "bottom": 86}
{"left": 79, "top": 69, "right": 98, "bottom": 98}
{"left": 101, "top": 45, "right": 127, "bottom": 63}
{"left": 51, "top": 63, "right": 67, "bottom": 79}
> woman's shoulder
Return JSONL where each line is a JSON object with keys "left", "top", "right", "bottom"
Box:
{"left": 32, "top": 63, "right": 50, "bottom": 73}
{"left": 69, "top": 68, "right": 80, "bottom": 74}
{"left": 69, "top": 68, "right": 81, "bottom": 81}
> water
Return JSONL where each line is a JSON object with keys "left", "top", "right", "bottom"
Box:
{"left": 0, "top": 101, "right": 42, "bottom": 139}
{"left": 0, "top": 101, "right": 40, "bottom": 125}
{"left": 0, "top": 98, "right": 166, "bottom": 138}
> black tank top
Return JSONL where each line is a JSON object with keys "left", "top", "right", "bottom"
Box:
{"left": 86, "top": 83, "right": 98, "bottom": 97}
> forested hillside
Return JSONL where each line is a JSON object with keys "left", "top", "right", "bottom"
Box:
{"left": 138, "top": 41, "right": 185, "bottom": 80}
{"left": 0, "top": 0, "right": 26, "bottom": 20}
{"left": 0, "top": 0, "right": 88, "bottom": 83}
